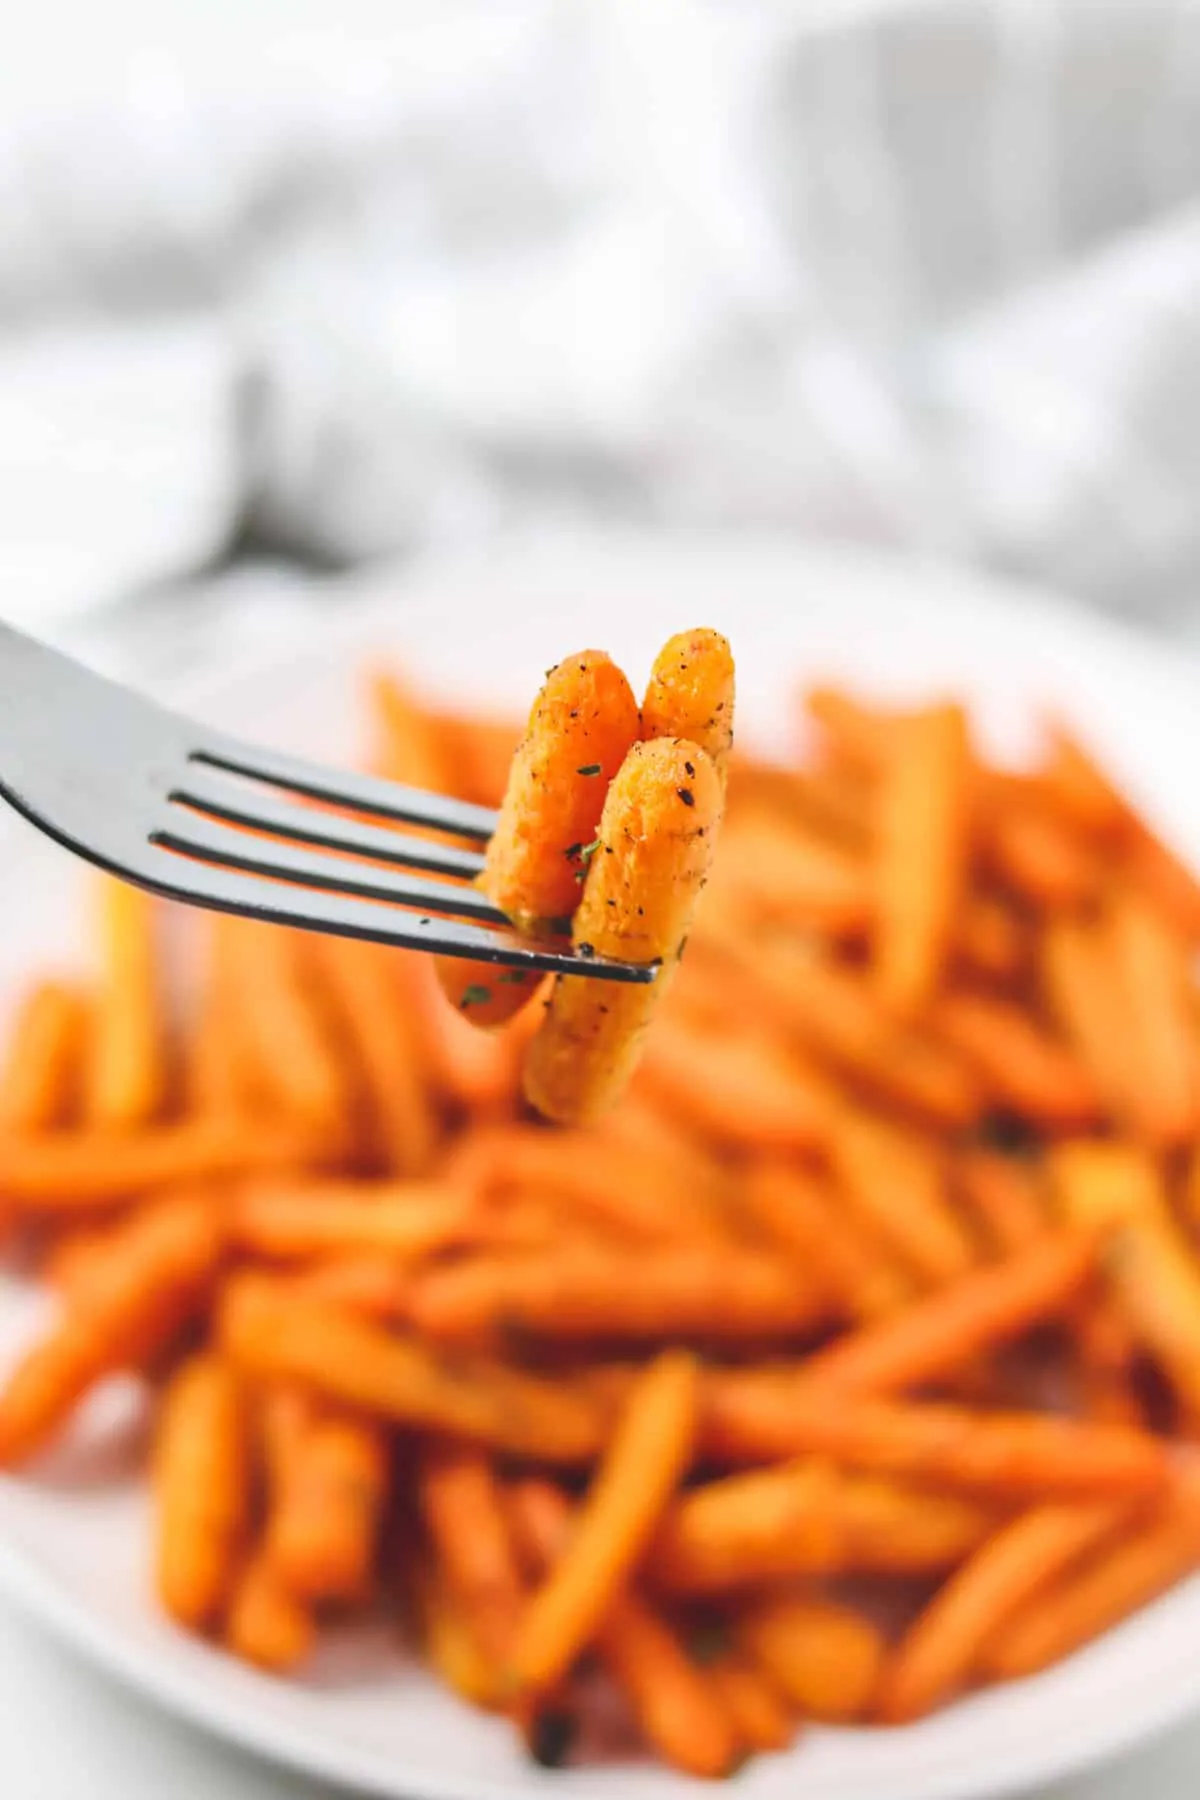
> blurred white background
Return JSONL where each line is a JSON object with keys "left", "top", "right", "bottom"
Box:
{"left": 7, "top": 0, "right": 1200, "bottom": 632}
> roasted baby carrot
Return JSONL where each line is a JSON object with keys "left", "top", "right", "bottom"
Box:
{"left": 418, "top": 1445, "right": 527, "bottom": 1693}
{"left": 0, "top": 980, "right": 89, "bottom": 1131}
{"left": 651, "top": 1463, "right": 994, "bottom": 1594}
{"left": 877, "top": 1500, "right": 1130, "bottom": 1721}
{"left": 698, "top": 1376, "right": 1171, "bottom": 1498}
{"left": 954, "top": 1153, "right": 1050, "bottom": 1257}
{"left": 508, "top": 1479, "right": 742, "bottom": 1778}
{"left": 1051, "top": 1142, "right": 1200, "bottom": 1417}
{"left": 220, "top": 921, "right": 354, "bottom": 1139}
{"left": 982, "top": 800, "right": 1098, "bottom": 912}
{"left": 1105, "top": 890, "right": 1198, "bottom": 1145}
{"left": 932, "top": 991, "right": 1101, "bottom": 1128}
{"left": 740, "top": 1161, "right": 910, "bottom": 1323}
{"left": 983, "top": 1491, "right": 1200, "bottom": 1681}
{"left": 0, "top": 1117, "right": 318, "bottom": 1212}
{"left": 874, "top": 703, "right": 971, "bottom": 1014}
{"left": 229, "top": 1179, "right": 476, "bottom": 1263}
{"left": 407, "top": 1243, "right": 825, "bottom": 1349}
{"left": 706, "top": 1654, "right": 796, "bottom": 1753}
{"left": 311, "top": 936, "right": 439, "bottom": 1174}
{"left": 734, "top": 1596, "right": 885, "bottom": 1724}
{"left": 0, "top": 1196, "right": 222, "bottom": 1465}
{"left": 225, "top": 1549, "right": 315, "bottom": 1672}
{"left": 524, "top": 737, "right": 724, "bottom": 1125}
{"left": 514, "top": 1349, "right": 698, "bottom": 1693}
{"left": 829, "top": 1106, "right": 977, "bottom": 1288}
{"left": 802, "top": 686, "right": 890, "bottom": 772}
{"left": 640, "top": 629, "right": 736, "bottom": 781}
{"left": 1042, "top": 914, "right": 1144, "bottom": 1126}
{"left": 636, "top": 1017, "right": 837, "bottom": 1155}
{"left": 86, "top": 878, "right": 166, "bottom": 1128}
{"left": 801, "top": 1227, "right": 1101, "bottom": 1396}
{"left": 155, "top": 1354, "right": 251, "bottom": 1630}
{"left": 718, "top": 943, "right": 980, "bottom": 1128}
{"left": 218, "top": 1279, "right": 604, "bottom": 1463}
{"left": 482, "top": 649, "right": 640, "bottom": 931}
{"left": 264, "top": 1393, "right": 389, "bottom": 1604}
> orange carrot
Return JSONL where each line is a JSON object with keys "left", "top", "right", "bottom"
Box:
{"left": 982, "top": 801, "right": 1097, "bottom": 911}
{"left": 801, "top": 1227, "right": 1100, "bottom": 1396}
{"left": 225, "top": 1549, "right": 315, "bottom": 1671}
{"left": 877, "top": 1500, "right": 1130, "bottom": 1720}
{"left": 717, "top": 944, "right": 979, "bottom": 1129}
{"left": 875, "top": 703, "right": 971, "bottom": 1013}
{"left": 86, "top": 878, "right": 165, "bottom": 1128}
{"left": 219, "top": 921, "right": 354, "bottom": 1139}
{"left": 0, "top": 1196, "right": 222, "bottom": 1465}
{"left": 802, "top": 686, "right": 890, "bottom": 772}
{"left": 514, "top": 1349, "right": 697, "bottom": 1693}
{"left": 1105, "top": 891, "right": 1198, "bottom": 1145}
{"left": 636, "top": 1017, "right": 837, "bottom": 1155}
{"left": 524, "top": 738, "right": 724, "bottom": 1126}
{"left": 411, "top": 1563, "right": 498, "bottom": 1708}
{"left": 184, "top": 957, "right": 246, "bottom": 1122}
{"left": 954, "top": 1153, "right": 1050, "bottom": 1257}
{"left": 408, "top": 1244, "right": 825, "bottom": 1349}
{"left": 229, "top": 1179, "right": 475, "bottom": 1263}
{"left": 435, "top": 960, "right": 545, "bottom": 1033}
{"left": 740, "top": 1161, "right": 910, "bottom": 1322}
{"left": 734, "top": 1596, "right": 885, "bottom": 1724}
{"left": 698, "top": 1375, "right": 1171, "bottom": 1497}
{"left": 1039, "top": 721, "right": 1127, "bottom": 839}
{"left": 640, "top": 629, "right": 736, "bottom": 781}
{"left": 829, "top": 1107, "right": 977, "bottom": 1288}
{"left": 418, "top": 1446, "right": 527, "bottom": 1692}
{"left": 932, "top": 991, "right": 1101, "bottom": 1128}
{"left": 482, "top": 650, "right": 640, "bottom": 931}
{"left": 651, "top": 1462, "right": 996, "bottom": 1597}
{"left": 1041, "top": 915, "right": 1144, "bottom": 1129}
{"left": 954, "top": 894, "right": 1028, "bottom": 985}
{"left": 311, "top": 935, "right": 439, "bottom": 1173}
{"left": 447, "top": 1121, "right": 721, "bottom": 1246}
{"left": 710, "top": 815, "right": 871, "bottom": 935}
{"left": 1052, "top": 1142, "right": 1200, "bottom": 1417}
{"left": 155, "top": 1354, "right": 251, "bottom": 1630}
{"left": 509, "top": 1478, "right": 741, "bottom": 1779}
{"left": 983, "top": 1491, "right": 1200, "bottom": 1680}
{"left": 0, "top": 980, "right": 89, "bottom": 1130}
{"left": 264, "top": 1393, "right": 389, "bottom": 1603}
{"left": 367, "top": 666, "right": 455, "bottom": 790}
{"left": 218, "top": 1280, "right": 604, "bottom": 1463}
{"left": 707, "top": 1654, "right": 796, "bottom": 1752}
{"left": 0, "top": 1117, "right": 318, "bottom": 1212}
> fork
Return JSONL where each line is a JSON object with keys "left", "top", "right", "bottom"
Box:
{"left": 0, "top": 620, "right": 654, "bottom": 986}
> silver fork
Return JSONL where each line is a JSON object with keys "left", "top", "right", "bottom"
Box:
{"left": 0, "top": 620, "right": 654, "bottom": 986}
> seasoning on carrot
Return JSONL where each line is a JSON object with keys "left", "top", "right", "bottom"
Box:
{"left": 524, "top": 737, "right": 725, "bottom": 1125}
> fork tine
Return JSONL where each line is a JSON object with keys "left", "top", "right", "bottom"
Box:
{"left": 136, "top": 844, "right": 654, "bottom": 981}
{"left": 154, "top": 812, "right": 509, "bottom": 923}
{"left": 170, "top": 763, "right": 487, "bottom": 881}
{"left": 190, "top": 738, "right": 498, "bottom": 840}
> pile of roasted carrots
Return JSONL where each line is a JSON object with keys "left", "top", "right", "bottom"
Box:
{"left": 2, "top": 642, "right": 1200, "bottom": 1779}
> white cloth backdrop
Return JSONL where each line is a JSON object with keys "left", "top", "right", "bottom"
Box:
{"left": 4, "top": 0, "right": 1200, "bottom": 628}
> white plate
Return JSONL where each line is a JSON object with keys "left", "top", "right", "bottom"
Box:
{"left": 2, "top": 527, "right": 1199, "bottom": 1800}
